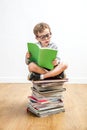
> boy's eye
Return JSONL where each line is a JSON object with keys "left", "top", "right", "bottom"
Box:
{"left": 41, "top": 34, "right": 50, "bottom": 39}
{"left": 37, "top": 32, "right": 51, "bottom": 40}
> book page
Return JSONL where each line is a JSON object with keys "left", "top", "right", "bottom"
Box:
{"left": 38, "top": 48, "right": 57, "bottom": 69}
{"left": 27, "top": 43, "right": 40, "bottom": 63}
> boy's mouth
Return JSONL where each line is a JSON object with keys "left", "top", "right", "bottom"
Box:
{"left": 44, "top": 40, "right": 49, "bottom": 44}
{"left": 42, "top": 40, "right": 50, "bottom": 47}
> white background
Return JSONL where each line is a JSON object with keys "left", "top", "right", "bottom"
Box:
{"left": 0, "top": 0, "right": 87, "bottom": 83}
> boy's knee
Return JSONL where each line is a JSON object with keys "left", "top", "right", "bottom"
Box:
{"left": 64, "top": 63, "right": 68, "bottom": 69}
{"left": 62, "top": 63, "right": 68, "bottom": 71}
{"left": 60, "top": 62, "right": 68, "bottom": 70}
{"left": 28, "top": 62, "right": 37, "bottom": 72}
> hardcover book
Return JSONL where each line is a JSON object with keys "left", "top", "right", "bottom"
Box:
{"left": 27, "top": 42, "right": 58, "bottom": 70}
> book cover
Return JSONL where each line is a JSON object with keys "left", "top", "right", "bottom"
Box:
{"left": 32, "top": 78, "right": 68, "bottom": 84}
{"left": 31, "top": 87, "right": 66, "bottom": 94}
{"left": 27, "top": 42, "right": 58, "bottom": 70}
{"left": 27, "top": 104, "right": 65, "bottom": 117}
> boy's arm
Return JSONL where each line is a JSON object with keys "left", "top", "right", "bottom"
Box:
{"left": 52, "top": 57, "right": 61, "bottom": 66}
{"left": 50, "top": 43, "right": 61, "bottom": 66}
{"left": 56, "top": 57, "right": 61, "bottom": 64}
{"left": 25, "top": 52, "right": 31, "bottom": 65}
{"left": 25, "top": 57, "right": 31, "bottom": 65}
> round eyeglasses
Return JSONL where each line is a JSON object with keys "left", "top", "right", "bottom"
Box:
{"left": 37, "top": 32, "right": 52, "bottom": 40}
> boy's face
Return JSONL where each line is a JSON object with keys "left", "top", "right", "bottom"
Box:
{"left": 36, "top": 28, "right": 51, "bottom": 47}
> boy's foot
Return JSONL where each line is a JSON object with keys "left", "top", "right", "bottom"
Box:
{"left": 29, "top": 72, "right": 40, "bottom": 81}
{"left": 27, "top": 73, "right": 31, "bottom": 80}
{"left": 56, "top": 72, "right": 65, "bottom": 79}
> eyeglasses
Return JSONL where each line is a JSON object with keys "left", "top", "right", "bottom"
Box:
{"left": 37, "top": 32, "right": 51, "bottom": 40}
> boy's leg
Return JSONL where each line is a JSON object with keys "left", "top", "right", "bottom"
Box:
{"left": 28, "top": 62, "right": 48, "bottom": 74}
{"left": 28, "top": 62, "right": 67, "bottom": 80}
{"left": 43, "top": 62, "right": 68, "bottom": 79}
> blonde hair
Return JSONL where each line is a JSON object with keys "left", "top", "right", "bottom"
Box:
{"left": 33, "top": 22, "right": 51, "bottom": 36}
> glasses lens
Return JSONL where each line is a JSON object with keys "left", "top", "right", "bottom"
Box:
{"left": 38, "top": 33, "right": 51, "bottom": 40}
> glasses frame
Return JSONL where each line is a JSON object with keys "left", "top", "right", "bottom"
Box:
{"left": 36, "top": 32, "right": 52, "bottom": 40}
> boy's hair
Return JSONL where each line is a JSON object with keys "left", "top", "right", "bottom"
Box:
{"left": 33, "top": 22, "right": 51, "bottom": 36}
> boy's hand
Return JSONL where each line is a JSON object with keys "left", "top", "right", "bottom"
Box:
{"left": 52, "top": 58, "right": 59, "bottom": 66}
{"left": 26, "top": 52, "right": 31, "bottom": 58}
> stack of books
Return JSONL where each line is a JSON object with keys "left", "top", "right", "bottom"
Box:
{"left": 27, "top": 79, "right": 68, "bottom": 117}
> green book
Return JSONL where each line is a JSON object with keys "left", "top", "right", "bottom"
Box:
{"left": 27, "top": 42, "right": 58, "bottom": 70}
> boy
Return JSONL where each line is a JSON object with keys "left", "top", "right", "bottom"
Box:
{"left": 25, "top": 22, "right": 68, "bottom": 80}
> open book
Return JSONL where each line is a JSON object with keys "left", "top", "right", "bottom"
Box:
{"left": 27, "top": 42, "right": 58, "bottom": 70}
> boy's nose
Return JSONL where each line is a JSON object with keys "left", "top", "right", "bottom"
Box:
{"left": 45, "top": 37, "right": 48, "bottom": 39}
